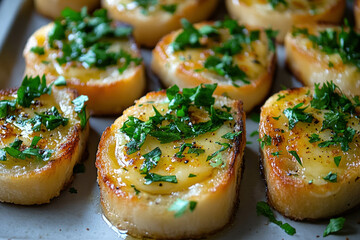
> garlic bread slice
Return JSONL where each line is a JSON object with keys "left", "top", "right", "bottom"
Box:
{"left": 0, "top": 75, "right": 89, "bottom": 205}
{"left": 102, "top": 0, "right": 219, "bottom": 47}
{"left": 96, "top": 84, "right": 245, "bottom": 239}
{"left": 23, "top": 8, "right": 145, "bottom": 115}
{"left": 152, "top": 19, "right": 276, "bottom": 112}
{"left": 226, "top": 0, "right": 345, "bottom": 43}
{"left": 285, "top": 24, "right": 360, "bottom": 96}
{"left": 260, "top": 82, "right": 360, "bottom": 220}
{"left": 34, "top": 0, "right": 99, "bottom": 19}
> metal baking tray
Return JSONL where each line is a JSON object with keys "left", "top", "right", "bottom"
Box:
{"left": 0, "top": 0, "right": 359, "bottom": 239}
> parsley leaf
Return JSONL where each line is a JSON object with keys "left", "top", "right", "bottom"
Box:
{"left": 204, "top": 55, "right": 249, "bottom": 85}
{"left": 0, "top": 100, "right": 16, "bottom": 119}
{"left": 334, "top": 156, "right": 342, "bottom": 167}
{"left": 17, "top": 75, "right": 52, "bottom": 108}
{"left": 309, "top": 133, "right": 321, "bottom": 143}
{"left": 283, "top": 103, "right": 313, "bottom": 130}
{"left": 323, "top": 217, "right": 345, "bottom": 237}
{"left": 131, "top": 184, "right": 140, "bottom": 195}
{"left": 72, "top": 95, "right": 89, "bottom": 130}
{"left": 30, "top": 46, "right": 45, "bottom": 55}
{"left": 175, "top": 143, "right": 204, "bottom": 158}
{"left": 256, "top": 201, "right": 296, "bottom": 236}
{"left": 172, "top": 19, "right": 202, "bottom": 51}
{"left": 265, "top": 28, "right": 278, "bottom": 52}
{"left": 168, "top": 199, "right": 197, "bottom": 218}
{"left": 54, "top": 76, "right": 66, "bottom": 86}
{"left": 267, "top": 0, "right": 288, "bottom": 9}
{"left": 288, "top": 150, "right": 302, "bottom": 167}
{"left": 35, "top": 107, "right": 69, "bottom": 130}
{"left": 140, "top": 147, "right": 162, "bottom": 173}
{"left": 161, "top": 4, "right": 177, "bottom": 14}
{"left": 144, "top": 173, "right": 178, "bottom": 185}
{"left": 258, "top": 134, "right": 271, "bottom": 149}
{"left": 221, "top": 131, "right": 241, "bottom": 140}
{"left": 323, "top": 172, "right": 337, "bottom": 182}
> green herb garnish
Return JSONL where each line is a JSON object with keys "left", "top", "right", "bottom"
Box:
{"left": 283, "top": 103, "right": 313, "bottom": 130}
{"left": 323, "top": 172, "right": 337, "bottom": 182}
{"left": 30, "top": 46, "right": 45, "bottom": 55}
{"left": 140, "top": 147, "right": 162, "bottom": 173}
{"left": 72, "top": 95, "right": 89, "bottom": 129}
{"left": 323, "top": 217, "right": 345, "bottom": 237}
{"left": 168, "top": 199, "right": 197, "bottom": 217}
{"left": 17, "top": 75, "right": 52, "bottom": 108}
{"left": 256, "top": 201, "right": 296, "bottom": 235}
{"left": 288, "top": 150, "right": 302, "bottom": 167}
{"left": 144, "top": 173, "right": 178, "bottom": 185}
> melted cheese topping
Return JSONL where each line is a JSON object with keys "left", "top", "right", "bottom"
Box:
{"left": 240, "top": 0, "right": 338, "bottom": 14}
{"left": 261, "top": 88, "right": 360, "bottom": 185}
{"left": 0, "top": 91, "right": 79, "bottom": 175}
{"left": 165, "top": 26, "right": 271, "bottom": 87}
{"left": 109, "top": 98, "right": 236, "bottom": 195}
{"left": 31, "top": 24, "right": 140, "bottom": 84}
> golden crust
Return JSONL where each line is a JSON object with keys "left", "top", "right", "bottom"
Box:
{"left": 101, "top": 0, "right": 219, "bottom": 47}
{"left": 0, "top": 87, "right": 89, "bottom": 205}
{"left": 96, "top": 90, "right": 245, "bottom": 239}
{"left": 152, "top": 22, "right": 276, "bottom": 113}
{"left": 23, "top": 23, "right": 146, "bottom": 116}
{"left": 260, "top": 87, "right": 360, "bottom": 220}
{"left": 226, "top": 0, "right": 345, "bottom": 43}
{"left": 355, "top": 0, "right": 360, "bottom": 29}
{"left": 34, "top": 0, "right": 100, "bottom": 19}
{"left": 285, "top": 24, "right": 360, "bottom": 96}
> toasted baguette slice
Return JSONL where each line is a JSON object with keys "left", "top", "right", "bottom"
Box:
{"left": 152, "top": 21, "right": 276, "bottom": 112}
{"left": 96, "top": 87, "right": 245, "bottom": 239}
{"left": 285, "top": 24, "right": 360, "bottom": 96}
{"left": 260, "top": 84, "right": 360, "bottom": 220}
{"left": 34, "top": 0, "right": 100, "bottom": 19}
{"left": 102, "top": 0, "right": 219, "bottom": 47}
{"left": 0, "top": 79, "right": 89, "bottom": 205}
{"left": 23, "top": 10, "right": 145, "bottom": 116}
{"left": 226, "top": 0, "right": 345, "bottom": 43}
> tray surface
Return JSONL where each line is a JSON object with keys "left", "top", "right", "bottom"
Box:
{"left": 0, "top": 0, "right": 359, "bottom": 239}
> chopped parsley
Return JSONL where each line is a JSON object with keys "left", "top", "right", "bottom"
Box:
{"left": 334, "top": 156, "right": 342, "bottom": 167}
{"left": 0, "top": 100, "right": 16, "bottom": 119}
{"left": 207, "top": 142, "right": 231, "bottom": 162}
{"left": 32, "top": 106, "right": 69, "bottom": 131}
{"left": 265, "top": 28, "right": 278, "bottom": 52}
{"left": 30, "top": 46, "right": 45, "bottom": 55}
{"left": 72, "top": 95, "right": 89, "bottom": 129}
{"left": 48, "top": 8, "right": 140, "bottom": 72}
{"left": 175, "top": 143, "right": 204, "bottom": 159}
{"left": 1, "top": 137, "right": 53, "bottom": 161}
{"left": 188, "top": 173, "right": 197, "bottom": 178}
{"left": 221, "top": 131, "right": 241, "bottom": 140}
{"left": 140, "top": 147, "right": 161, "bottom": 173}
{"left": 283, "top": 103, "right": 313, "bottom": 130}
{"left": 258, "top": 134, "right": 271, "bottom": 149}
{"left": 288, "top": 150, "right": 302, "bottom": 167}
{"left": 323, "top": 172, "right": 337, "bottom": 182}
{"left": 309, "top": 133, "right": 321, "bottom": 143}
{"left": 171, "top": 19, "right": 202, "bottom": 51}
{"left": 168, "top": 199, "right": 197, "bottom": 218}
{"left": 161, "top": 4, "right": 177, "bottom": 14}
{"left": 121, "top": 84, "right": 233, "bottom": 155}
{"left": 204, "top": 55, "right": 249, "bottom": 85}
{"left": 292, "top": 24, "right": 360, "bottom": 70}
{"left": 256, "top": 201, "right": 296, "bottom": 236}
{"left": 53, "top": 76, "right": 66, "bottom": 86}
{"left": 267, "top": 0, "right": 288, "bottom": 9}
{"left": 250, "top": 130, "right": 259, "bottom": 137}
{"left": 131, "top": 184, "right": 140, "bottom": 195}
{"left": 17, "top": 75, "right": 52, "bottom": 108}
{"left": 144, "top": 173, "right": 178, "bottom": 185}
{"left": 323, "top": 217, "right": 345, "bottom": 237}
{"left": 271, "top": 151, "right": 281, "bottom": 156}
